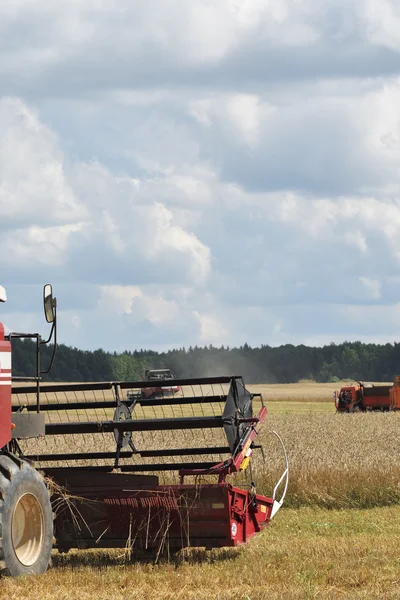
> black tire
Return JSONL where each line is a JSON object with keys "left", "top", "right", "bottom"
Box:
{"left": 0, "top": 454, "right": 53, "bottom": 576}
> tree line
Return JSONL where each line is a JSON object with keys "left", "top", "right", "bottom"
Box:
{"left": 9, "top": 338, "right": 400, "bottom": 384}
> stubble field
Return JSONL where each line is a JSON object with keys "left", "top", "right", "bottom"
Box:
{"left": 4, "top": 380, "right": 400, "bottom": 600}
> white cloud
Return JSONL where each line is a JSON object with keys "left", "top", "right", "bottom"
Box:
{"left": 99, "top": 284, "right": 183, "bottom": 328}
{"left": 192, "top": 93, "right": 276, "bottom": 147}
{"left": 364, "top": 0, "right": 400, "bottom": 51}
{"left": 0, "top": 98, "right": 85, "bottom": 224}
{"left": 0, "top": 222, "right": 85, "bottom": 267}
{"left": 0, "top": 100, "right": 211, "bottom": 290}
{"left": 358, "top": 277, "right": 381, "bottom": 300}
{"left": 2, "top": 2, "right": 400, "bottom": 352}
{"left": 194, "top": 311, "right": 229, "bottom": 345}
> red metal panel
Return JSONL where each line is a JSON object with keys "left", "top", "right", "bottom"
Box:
{"left": 0, "top": 322, "right": 12, "bottom": 448}
{"left": 363, "top": 395, "right": 390, "bottom": 410}
{"left": 390, "top": 384, "right": 400, "bottom": 409}
{"left": 51, "top": 478, "right": 275, "bottom": 551}
{"left": 228, "top": 486, "right": 273, "bottom": 546}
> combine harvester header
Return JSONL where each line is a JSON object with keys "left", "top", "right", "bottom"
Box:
{"left": 13, "top": 376, "right": 288, "bottom": 558}
{"left": 1, "top": 284, "right": 288, "bottom": 576}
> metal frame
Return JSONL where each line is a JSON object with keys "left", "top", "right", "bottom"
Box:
{"left": 13, "top": 376, "right": 266, "bottom": 480}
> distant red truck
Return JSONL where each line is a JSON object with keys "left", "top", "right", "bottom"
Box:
{"left": 335, "top": 382, "right": 391, "bottom": 412}
{"left": 141, "top": 368, "right": 181, "bottom": 399}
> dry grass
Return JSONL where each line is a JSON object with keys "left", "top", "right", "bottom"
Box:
{"left": 249, "top": 381, "right": 344, "bottom": 402}
{"left": 2, "top": 506, "right": 400, "bottom": 599}
{"left": 248, "top": 381, "right": 340, "bottom": 414}
{"left": 250, "top": 411, "right": 400, "bottom": 509}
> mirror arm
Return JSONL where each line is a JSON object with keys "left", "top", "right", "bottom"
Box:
{"left": 40, "top": 320, "right": 55, "bottom": 346}
{"left": 40, "top": 312, "right": 57, "bottom": 375}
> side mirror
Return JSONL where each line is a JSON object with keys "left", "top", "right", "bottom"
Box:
{"left": 43, "top": 284, "right": 56, "bottom": 323}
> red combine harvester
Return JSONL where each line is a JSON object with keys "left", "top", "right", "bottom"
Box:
{"left": 140, "top": 368, "right": 181, "bottom": 399}
{"left": 0, "top": 285, "right": 288, "bottom": 576}
{"left": 335, "top": 382, "right": 391, "bottom": 412}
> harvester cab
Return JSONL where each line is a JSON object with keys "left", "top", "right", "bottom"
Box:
{"left": 335, "top": 385, "right": 359, "bottom": 413}
{"left": 141, "top": 368, "right": 181, "bottom": 399}
{"left": 1, "top": 285, "right": 289, "bottom": 577}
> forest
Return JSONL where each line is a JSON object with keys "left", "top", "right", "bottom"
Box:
{"left": 10, "top": 338, "right": 400, "bottom": 384}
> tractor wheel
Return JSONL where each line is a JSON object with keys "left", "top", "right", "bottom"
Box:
{"left": 0, "top": 454, "right": 53, "bottom": 576}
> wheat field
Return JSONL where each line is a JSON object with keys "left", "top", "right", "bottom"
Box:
{"left": 4, "top": 381, "right": 400, "bottom": 599}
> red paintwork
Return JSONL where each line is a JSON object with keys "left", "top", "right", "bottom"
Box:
{"left": 141, "top": 384, "right": 181, "bottom": 399}
{"left": 390, "top": 378, "right": 400, "bottom": 409}
{"left": 53, "top": 482, "right": 274, "bottom": 551}
{"left": 179, "top": 406, "right": 267, "bottom": 483}
{"left": 0, "top": 322, "right": 12, "bottom": 448}
{"left": 362, "top": 394, "right": 390, "bottom": 410}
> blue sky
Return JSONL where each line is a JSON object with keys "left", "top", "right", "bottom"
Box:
{"left": 2, "top": 0, "right": 400, "bottom": 351}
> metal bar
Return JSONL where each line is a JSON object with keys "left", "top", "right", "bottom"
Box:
{"left": 140, "top": 444, "right": 261, "bottom": 458}
{"left": 139, "top": 446, "right": 231, "bottom": 457}
{"left": 179, "top": 466, "right": 225, "bottom": 477}
{"left": 138, "top": 395, "right": 227, "bottom": 406}
{"left": 11, "top": 394, "right": 228, "bottom": 412}
{"left": 36, "top": 336, "right": 40, "bottom": 413}
{"left": 7, "top": 333, "right": 41, "bottom": 338}
{"left": 43, "top": 462, "right": 218, "bottom": 473}
{"left": 44, "top": 466, "right": 115, "bottom": 473}
{"left": 12, "top": 400, "right": 119, "bottom": 412}
{"left": 27, "top": 444, "right": 262, "bottom": 462}
{"left": 119, "top": 376, "right": 239, "bottom": 389}
{"left": 12, "top": 382, "right": 114, "bottom": 395}
{"left": 120, "top": 462, "right": 218, "bottom": 472}
{"left": 25, "top": 451, "right": 135, "bottom": 462}
{"left": 45, "top": 416, "right": 224, "bottom": 435}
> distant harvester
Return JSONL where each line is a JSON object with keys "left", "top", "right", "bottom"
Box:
{"left": 334, "top": 381, "right": 392, "bottom": 412}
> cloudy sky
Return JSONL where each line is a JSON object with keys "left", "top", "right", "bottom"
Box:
{"left": 2, "top": 0, "right": 400, "bottom": 352}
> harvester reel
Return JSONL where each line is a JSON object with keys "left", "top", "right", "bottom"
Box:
{"left": 113, "top": 404, "right": 133, "bottom": 449}
{"left": 11, "top": 375, "right": 287, "bottom": 558}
